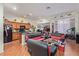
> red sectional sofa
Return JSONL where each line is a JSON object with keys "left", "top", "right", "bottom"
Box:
{"left": 51, "top": 34, "right": 65, "bottom": 41}
{"left": 27, "top": 39, "right": 57, "bottom": 56}
{"left": 26, "top": 32, "right": 65, "bottom": 56}
{"left": 30, "top": 36, "right": 44, "bottom": 41}
{"left": 26, "top": 32, "right": 44, "bottom": 41}
{"left": 51, "top": 33, "right": 65, "bottom": 55}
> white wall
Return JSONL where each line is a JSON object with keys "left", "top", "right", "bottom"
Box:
{"left": 57, "top": 19, "right": 71, "bottom": 34}
{"left": 53, "top": 17, "right": 75, "bottom": 34}
{"left": 70, "top": 18, "right": 75, "bottom": 28}
{"left": 75, "top": 12, "right": 79, "bottom": 34}
{"left": 53, "top": 20, "right": 58, "bottom": 32}
{"left": 0, "top": 4, "right": 4, "bottom": 53}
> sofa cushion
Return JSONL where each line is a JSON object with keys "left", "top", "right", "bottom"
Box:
{"left": 31, "top": 36, "right": 44, "bottom": 40}
{"left": 54, "top": 32, "right": 62, "bottom": 37}
{"left": 27, "top": 39, "right": 48, "bottom": 56}
{"left": 28, "top": 32, "right": 42, "bottom": 38}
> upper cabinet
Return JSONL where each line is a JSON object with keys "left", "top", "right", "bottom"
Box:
{"left": 11, "top": 22, "right": 19, "bottom": 29}
{"left": 4, "top": 19, "right": 31, "bottom": 30}
{"left": 25, "top": 23, "right": 31, "bottom": 30}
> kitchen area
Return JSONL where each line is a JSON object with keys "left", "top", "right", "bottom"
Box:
{"left": 4, "top": 18, "right": 32, "bottom": 45}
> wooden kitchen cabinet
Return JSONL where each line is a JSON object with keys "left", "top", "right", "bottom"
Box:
{"left": 4, "top": 19, "right": 31, "bottom": 30}
{"left": 12, "top": 23, "right": 17, "bottom": 29}
{"left": 11, "top": 22, "right": 20, "bottom": 29}
{"left": 12, "top": 32, "right": 22, "bottom": 41}
{"left": 25, "top": 23, "right": 31, "bottom": 30}
{"left": 17, "top": 23, "right": 20, "bottom": 29}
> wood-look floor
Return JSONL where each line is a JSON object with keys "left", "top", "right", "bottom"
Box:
{"left": 0, "top": 40, "right": 30, "bottom": 56}
{"left": 0, "top": 39, "right": 79, "bottom": 56}
{"left": 65, "top": 39, "right": 79, "bottom": 56}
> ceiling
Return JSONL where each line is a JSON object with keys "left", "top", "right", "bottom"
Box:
{"left": 4, "top": 3, "right": 79, "bottom": 20}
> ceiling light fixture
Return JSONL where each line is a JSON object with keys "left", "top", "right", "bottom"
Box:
{"left": 60, "top": 16, "right": 63, "bottom": 17}
{"left": 46, "top": 6, "right": 51, "bottom": 9}
{"left": 38, "top": 17, "right": 41, "bottom": 18}
{"left": 13, "top": 6, "right": 17, "bottom": 10}
{"left": 67, "top": 13, "right": 72, "bottom": 16}
{"left": 24, "top": 16, "right": 26, "bottom": 18}
{"left": 29, "top": 13, "right": 32, "bottom": 16}
{"left": 39, "top": 19, "right": 49, "bottom": 23}
{"left": 54, "top": 16, "right": 56, "bottom": 18}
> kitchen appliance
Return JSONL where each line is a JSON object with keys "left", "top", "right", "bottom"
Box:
{"left": 4, "top": 24, "right": 12, "bottom": 43}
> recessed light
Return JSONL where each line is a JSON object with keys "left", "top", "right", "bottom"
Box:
{"left": 67, "top": 13, "right": 72, "bottom": 16}
{"left": 54, "top": 16, "right": 56, "bottom": 18}
{"left": 29, "top": 13, "right": 32, "bottom": 16}
{"left": 24, "top": 16, "right": 26, "bottom": 18}
{"left": 60, "top": 21, "right": 63, "bottom": 23}
{"left": 13, "top": 7, "right": 17, "bottom": 10}
{"left": 38, "top": 17, "right": 40, "bottom": 18}
{"left": 39, "top": 19, "right": 49, "bottom": 23}
{"left": 60, "top": 16, "right": 63, "bottom": 17}
{"left": 46, "top": 6, "right": 51, "bottom": 9}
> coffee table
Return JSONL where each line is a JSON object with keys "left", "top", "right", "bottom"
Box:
{"left": 42, "top": 38, "right": 58, "bottom": 46}
{"left": 42, "top": 38, "right": 65, "bottom": 56}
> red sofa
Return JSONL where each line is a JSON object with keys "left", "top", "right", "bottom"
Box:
{"left": 51, "top": 34, "right": 65, "bottom": 41}
{"left": 26, "top": 32, "right": 44, "bottom": 41}
{"left": 51, "top": 33, "right": 65, "bottom": 55}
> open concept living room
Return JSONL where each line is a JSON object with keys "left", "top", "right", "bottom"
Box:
{"left": 0, "top": 3, "right": 79, "bottom": 56}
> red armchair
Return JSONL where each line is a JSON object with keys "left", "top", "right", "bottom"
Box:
{"left": 51, "top": 34, "right": 65, "bottom": 41}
